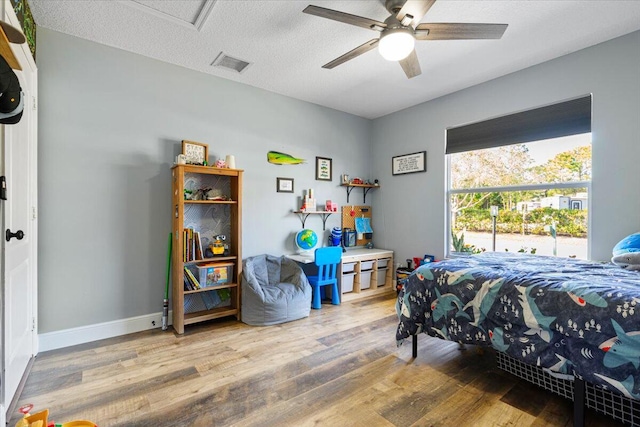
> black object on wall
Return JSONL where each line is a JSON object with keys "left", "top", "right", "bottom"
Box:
{"left": 446, "top": 95, "right": 592, "bottom": 154}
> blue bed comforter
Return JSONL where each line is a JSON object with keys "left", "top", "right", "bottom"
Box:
{"left": 396, "top": 252, "right": 640, "bottom": 398}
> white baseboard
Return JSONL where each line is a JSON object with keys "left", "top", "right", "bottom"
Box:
{"left": 38, "top": 310, "right": 173, "bottom": 352}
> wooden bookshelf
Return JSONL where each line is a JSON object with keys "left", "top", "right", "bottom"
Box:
{"left": 171, "top": 165, "right": 243, "bottom": 334}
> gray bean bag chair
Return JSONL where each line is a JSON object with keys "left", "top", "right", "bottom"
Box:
{"left": 241, "top": 254, "right": 311, "bottom": 326}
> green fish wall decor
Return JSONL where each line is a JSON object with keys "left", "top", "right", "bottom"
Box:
{"left": 267, "top": 151, "right": 306, "bottom": 165}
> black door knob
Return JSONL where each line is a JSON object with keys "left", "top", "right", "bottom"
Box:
{"left": 6, "top": 229, "right": 24, "bottom": 241}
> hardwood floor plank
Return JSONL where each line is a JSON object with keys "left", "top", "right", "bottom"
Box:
{"left": 8, "top": 295, "right": 626, "bottom": 427}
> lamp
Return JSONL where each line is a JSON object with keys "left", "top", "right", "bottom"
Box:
{"left": 378, "top": 27, "right": 415, "bottom": 61}
{"left": 490, "top": 206, "right": 498, "bottom": 251}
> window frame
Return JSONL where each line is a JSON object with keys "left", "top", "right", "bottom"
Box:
{"left": 445, "top": 154, "right": 592, "bottom": 258}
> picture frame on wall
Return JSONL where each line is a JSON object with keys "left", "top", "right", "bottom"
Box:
{"left": 277, "top": 177, "right": 294, "bottom": 193}
{"left": 392, "top": 151, "right": 427, "bottom": 175}
{"left": 182, "top": 140, "right": 209, "bottom": 166}
{"left": 315, "top": 157, "right": 332, "bottom": 181}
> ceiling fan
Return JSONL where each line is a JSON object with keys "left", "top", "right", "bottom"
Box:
{"left": 303, "top": 0, "right": 508, "bottom": 79}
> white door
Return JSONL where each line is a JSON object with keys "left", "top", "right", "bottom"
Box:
{"left": 1, "top": 0, "right": 38, "bottom": 421}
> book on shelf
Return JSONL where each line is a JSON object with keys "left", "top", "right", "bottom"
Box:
{"left": 194, "top": 231, "right": 203, "bottom": 260}
{"left": 184, "top": 275, "right": 194, "bottom": 291}
{"left": 184, "top": 266, "right": 200, "bottom": 289}
{"left": 183, "top": 228, "right": 205, "bottom": 261}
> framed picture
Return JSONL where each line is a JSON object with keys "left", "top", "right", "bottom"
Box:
{"left": 392, "top": 151, "right": 427, "bottom": 175}
{"left": 277, "top": 177, "right": 294, "bottom": 193}
{"left": 315, "top": 156, "right": 332, "bottom": 181}
{"left": 182, "top": 140, "right": 209, "bottom": 165}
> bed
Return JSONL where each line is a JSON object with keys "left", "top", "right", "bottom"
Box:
{"left": 396, "top": 252, "right": 640, "bottom": 425}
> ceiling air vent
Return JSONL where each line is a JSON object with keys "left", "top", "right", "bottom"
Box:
{"left": 211, "top": 52, "right": 251, "bottom": 74}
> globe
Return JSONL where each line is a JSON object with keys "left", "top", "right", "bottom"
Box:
{"left": 295, "top": 229, "right": 318, "bottom": 252}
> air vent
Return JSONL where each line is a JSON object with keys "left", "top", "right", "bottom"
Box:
{"left": 211, "top": 52, "right": 251, "bottom": 74}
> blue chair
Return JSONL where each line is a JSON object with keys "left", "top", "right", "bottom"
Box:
{"left": 307, "top": 246, "right": 342, "bottom": 309}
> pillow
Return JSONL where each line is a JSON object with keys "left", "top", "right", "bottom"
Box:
{"left": 612, "top": 232, "right": 640, "bottom": 271}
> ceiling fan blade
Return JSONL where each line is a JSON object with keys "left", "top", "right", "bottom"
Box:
{"left": 396, "top": 0, "right": 437, "bottom": 28}
{"left": 415, "top": 23, "right": 508, "bottom": 40}
{"left": 303, "top": 5, "right": 386, "bottom": 31}
{"left": 322, "top": 39, "right": 380, "bottom": 69}
{"left": 399, "top": 49, "right": 421, "bottom": 79}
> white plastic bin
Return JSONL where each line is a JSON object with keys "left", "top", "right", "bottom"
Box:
{"left": 377, "top": 258, "right": 390, "bottom": 269}
{"left": 377, "top": 268, "right": 388, "bottom": 287}
{"left": 342, "top": 262, "right": 356, "bottom": 274}
{"left": 342, "top": 272, "right": 356, "bottom": 293}
{"left": 360, "top": 270, "right": 372, "bottom": 290}
{"left": 360, "top": 260, "right": 374, "bottom": 271}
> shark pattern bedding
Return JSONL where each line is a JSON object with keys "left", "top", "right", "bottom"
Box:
{"left": 396, "top": 252, "right": 640, "bottom": 399}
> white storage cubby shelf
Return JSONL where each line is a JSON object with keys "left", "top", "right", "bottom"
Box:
{"left": 339, "top": 249, "right": 394, "bottom": 302}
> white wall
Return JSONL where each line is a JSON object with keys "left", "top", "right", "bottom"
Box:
{"left": 37, "top": 28, "right": 372, "bottom": 333}
{"left": 372, "top": 31, "right": 640, "bottom": 265}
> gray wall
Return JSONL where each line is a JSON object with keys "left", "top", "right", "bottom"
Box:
{"left": 372, "top": 30, "right": 640, "bottom": 264}
{"left": 38, "top": 28, "right": 372, "bottom": 333}
{"left": 39, "top": 27, "right": 640, "bottom": 335}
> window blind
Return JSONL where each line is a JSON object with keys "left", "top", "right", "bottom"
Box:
{"left": 446, "top": 95, "right": 591, "bottom": 155}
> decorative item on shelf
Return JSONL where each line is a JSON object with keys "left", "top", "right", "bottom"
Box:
{"left": 175, "top": 154, "right": 187, "bottom": 165}
{"left": 315, "top": 156, "right": 332, "bottom": 181}
{"left": 351, "top": 177, "right": 363, "bottom": 184}
{"left": 183, "top": 189, "right": 193, "bottom": 200}
{"left": 267, "top": 151, "right": 305, "bottom": 165}
{"left": 342, "top": 174, "right": 349, "bottom": 184}
{"left": 214, "top": 159, "right": 226, "bottom": 168}
{"left": 192, "top": 188, "right": 207, "bottom": 200}
{"left": 182, "top": 140, "right": 209, "bottom": 166}
{"left": 325, "top": 200, "right": 338, "bottom": 212}
{"left": 374, "top": 179, "right": 379, "bottom": 186}
{"left": 225, "top": 155, "right": 236, "bottom": 169}
{"left": 301, "top": 188, "right": 316, "bottom": 212}
{"left": 209, "top": 234, "right": 230, "bottom": 257}
{"left": 206, "top": 189, "right": 230, "bottom": 201}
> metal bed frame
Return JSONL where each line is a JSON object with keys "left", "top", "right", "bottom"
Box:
{"left": 412, "top": 335, "right": 640, "bottom": 427}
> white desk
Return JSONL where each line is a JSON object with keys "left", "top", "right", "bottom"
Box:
{"left": 287, "top": 248, "right": 395, "bottom": 301}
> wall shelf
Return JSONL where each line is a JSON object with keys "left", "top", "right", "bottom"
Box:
{"left": 341, "top": 183, "right": 379, "bottom": 203}
{"left": 292, "top": 210, "right": 335, "bottom": 230}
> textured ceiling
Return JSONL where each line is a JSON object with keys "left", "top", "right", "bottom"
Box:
{"left": 28, "top": 0, "right": 640, "bottom": 119}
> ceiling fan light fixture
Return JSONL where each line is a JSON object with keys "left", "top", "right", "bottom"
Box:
{"left": 378, "top": 28, "right": 415, "bottom": 61}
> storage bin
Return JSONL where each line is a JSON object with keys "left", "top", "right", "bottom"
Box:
{"left": 377, "top": 268, "right": 388, "bottom": 287}
{"left": 198, "top": 262, "right": 234, "bottom": 288}
{"left": 342, "top": 262, "right": 356, "bottom": 274}
{"left": 342, "top": 272, "right": 356, "bottom": 293}
{"left": 377, "top": 258, "right": 390, "bottom": 269}
{"left": 360, "top": 270, "right": 372, "bottom": 290}
{"left": 360, "top": 260, "right": 374, "bottom": 271}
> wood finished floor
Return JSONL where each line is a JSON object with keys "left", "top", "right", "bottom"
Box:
{"left": 11, "top": 294, "right": 624, "bottom": 427}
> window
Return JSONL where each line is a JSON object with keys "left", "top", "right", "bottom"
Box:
{"left": 446, "top": 96, "right": 592, "bottom": 259}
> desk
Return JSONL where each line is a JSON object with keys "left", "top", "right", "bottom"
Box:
{"left": 287, "top": 248, "right": 395, "bottom": 302}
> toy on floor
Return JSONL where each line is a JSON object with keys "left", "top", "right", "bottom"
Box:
{"left": 15, "top": 403, "right": 97, "bottom": 427}
{"left": 612, "top": 232, "right": 640, "bottom": 271}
